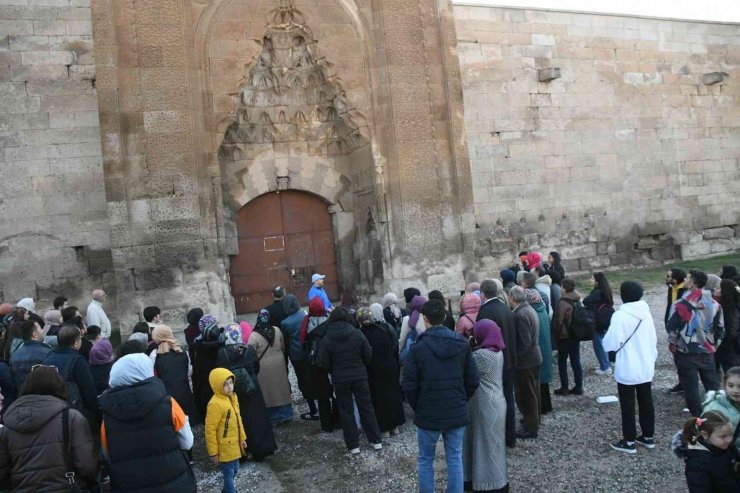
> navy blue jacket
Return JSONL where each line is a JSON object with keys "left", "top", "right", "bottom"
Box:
{"left": 9, "top": 340, "right": 51, "bottom": 391}
{"left": 43, "top": 348, "right": 101, "bottom": 419}
{"left": 401, "top": 326, "right": 480, "bottom": 431}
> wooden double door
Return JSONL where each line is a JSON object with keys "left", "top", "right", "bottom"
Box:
{"left": 229, "top": 191, "right": 339, "bottom": 314}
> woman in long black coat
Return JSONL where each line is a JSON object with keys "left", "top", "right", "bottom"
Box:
{"left": 357, "top": 307, "right": 405, "bottom": 436}
{"left": 217, "top": 324, "right": 277, "bottom": 461}
{"left": 150, "top": 325, "right": 200, "bottom": 425}
{"left": 191, "top": 314, "right": 224, "bottom": 420}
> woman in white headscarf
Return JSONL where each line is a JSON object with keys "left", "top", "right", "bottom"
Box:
{"left": 99, "top": 354, "right": 196, "bottom": 492}
{"left": 381, "top": 293, "right": 404, "bottom": 334}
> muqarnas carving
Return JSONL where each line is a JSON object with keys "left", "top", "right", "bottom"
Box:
{"left": 218, "top": 1, "right": 368, "bottom": 163}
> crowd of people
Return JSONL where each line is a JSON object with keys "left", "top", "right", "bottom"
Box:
{"left": 0, "top": 255, "right": 738, "bottom": 492}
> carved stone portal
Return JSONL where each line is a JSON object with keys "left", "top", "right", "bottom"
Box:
{"left": 217, "top": 0, "right": 380, "bottom": 295}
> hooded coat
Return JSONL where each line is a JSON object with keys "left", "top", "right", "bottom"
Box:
{"left": 317, "top": 321, "right": 372, "bottom": 384}
{"left": 99, "top": 354, "right": 195, "bottom": 493}
{"left": 205, "top": 368, "right": 247, "bottom": 463}
{"left": 0, "top": 395, "right": 99, "bottom": 492}
{"left": 702, "top": 391, "right": 740, "bottom": 448}
{"left": 216, "top": 344, "right": 276, "bottom": 460}
{"left": 401, "top": 327, "right": 480, "bottom": 431}
{"left": 601, "top": 300, "right": 658, "bottom": 385}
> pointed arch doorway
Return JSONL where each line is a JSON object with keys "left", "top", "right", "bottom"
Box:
{"left": 229, "top": 190, "right": 339, "bottom": 314}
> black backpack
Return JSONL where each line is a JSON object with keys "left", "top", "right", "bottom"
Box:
{"left": 595, "top": 304, "right": 615, "bottom": 334}
{"left": 61, "top": 355, "right": 85, "bottom": 414}
{"left": 564, "top": 299, "right": 595, "bottom": 341}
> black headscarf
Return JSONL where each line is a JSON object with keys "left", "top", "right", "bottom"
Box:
{"left": 187, "top": 308, "right": 204, "bottom": 325}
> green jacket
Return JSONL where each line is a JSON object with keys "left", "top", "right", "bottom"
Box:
{"left": 703, "top": 391, "right": 740, "bottom": 448}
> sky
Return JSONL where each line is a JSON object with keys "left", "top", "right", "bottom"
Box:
{"left": 452, "top": 0, "right": 740, "bottom": 23}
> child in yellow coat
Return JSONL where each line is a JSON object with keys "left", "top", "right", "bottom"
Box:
{"left": 206, "top": 368, "right": 247, "bottom": 493}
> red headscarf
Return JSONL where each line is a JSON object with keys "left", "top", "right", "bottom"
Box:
{"left": 300, "top": 297, "right": 326, "bottom": 344}
{"left": 527, "top": 252, "right": 543, "bottom": 270}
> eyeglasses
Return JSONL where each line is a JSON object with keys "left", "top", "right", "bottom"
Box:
{"left": 31, "top": 364, "right": 58, "bottom": 373}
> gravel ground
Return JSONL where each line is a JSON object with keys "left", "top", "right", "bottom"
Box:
{"left": 193, "top": 285, "right": 693, "bottom": 492}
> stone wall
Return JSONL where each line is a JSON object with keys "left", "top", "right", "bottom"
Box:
{"left": 0, "top": 1, "right": 110, "bottom": 310}
{"left": 454, "top": 5, "right": 740, "bottom": 274}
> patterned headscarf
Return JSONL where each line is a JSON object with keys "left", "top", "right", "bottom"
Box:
{"left": 199, "top": 314, "right": 218, "bottom": 333}
{"left": 152, "top": 325, "right": 182, "bottom": 354}
{"left": 356, "top": 307, "right": 374, "bottom": 326}
{"left": 254, "top": 309, "right": 275, "bottom": 346}
{"left": 525, "top": 288, "right": 543, "bottom": 306}
{"left": 224, "top": 323, "right": 242, "bottom": 346}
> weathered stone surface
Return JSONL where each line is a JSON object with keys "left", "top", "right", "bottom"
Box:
{"left": 457, "top": 5, "right": 739, "bottom": 274}
{"left": 0, "top": 0, "right": 108, "bottom": 325}
{"left": 703, "top": 226, "right": 735, "bottom": 240}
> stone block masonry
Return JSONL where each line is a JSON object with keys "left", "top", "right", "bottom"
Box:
{"left": 0, "top": 0, "right": 112, "bottom": 317}
{"left": 455, "top": 6, "right": 740, "bottom": 274}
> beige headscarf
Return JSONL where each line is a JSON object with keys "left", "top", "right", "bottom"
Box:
{"left": 152, "top": 325, "right": 182, "bottom": 354}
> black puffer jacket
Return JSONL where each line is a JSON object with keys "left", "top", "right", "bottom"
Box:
{"left": 401, "top": 327, "right": 480, "bottom": 431}
{"left": 0, "top": 395, "right": 99, "bottom": 492}
{"left": 675, "top": 438, "right": 740, "bottom": 493}
{"left": 99, "top": 378, "right": 195, "bottom": 493}
{"left": 317, "top": 321, "right": 371, "bottom": 384}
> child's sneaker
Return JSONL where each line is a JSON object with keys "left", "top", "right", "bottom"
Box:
{"left": 371, "top": 442, "right": 383, "bottom": 450}
{"left": 611, "top": 439, "right": 636, "bottom": 454}
{"left": 350, "top": 448, "right": 360, "bottom": 455}
{"left": 595, "top": 368, "right": 612, "bottom": 376}
{"left": 635, "top": 436, "right": 655, "bottom": 449}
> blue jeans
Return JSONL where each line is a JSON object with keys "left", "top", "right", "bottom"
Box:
{"left": 417, "top": 426, "right": 464, "bottom": 493}
{"left": 220, "top": 459, "right": 239, "bottom": 493}
{"left": 592, "top": 332, "right": 610, "bottom": 371}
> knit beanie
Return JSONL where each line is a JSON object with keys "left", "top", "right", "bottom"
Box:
{"left": 620, "top": 281, "right": 643, "bottom": 303}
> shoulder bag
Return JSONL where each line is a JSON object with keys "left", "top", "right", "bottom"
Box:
{"left": 62, "top": 408, "right": 85, "bottom": 492}
{"left": 616, "top": 319, "right": 643, "bottom": 353}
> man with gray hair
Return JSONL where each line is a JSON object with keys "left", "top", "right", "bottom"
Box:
{"left": 477, "top": 279, "right": 517, "bottom": 448}
{"left": 86, "top": 289, "right": 111, "bottom": 338}
{"left": 508, "top": 286, "right": 543, "bottom": 439}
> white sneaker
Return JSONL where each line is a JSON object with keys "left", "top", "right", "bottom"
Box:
{"left": 350, "top": 448, "right": 360, "bottom": 454}
{"left": 595, "top": 368, "right": 612, "bottom": 376}
{"left": 371, "top": 442, "right": 383, "bottom": 450}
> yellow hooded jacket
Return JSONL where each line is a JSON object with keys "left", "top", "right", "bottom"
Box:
{"left": 205, "top": 368, "right": 247, "bottom": 462}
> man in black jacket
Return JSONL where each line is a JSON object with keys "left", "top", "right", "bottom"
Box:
{"left": 43, "top": 325, "right": 101, "bottom": 430}
{"left": 477, "top": 279, "right": 517, "bottom": 447}
{"left": 264, "top": 286, "right": 291, "bottom": 366}
{"left": 317, "top": 308, "right": 382, "bottom": 454}
{"left": 403, "top": 300, "right": 479, "bottom": 493}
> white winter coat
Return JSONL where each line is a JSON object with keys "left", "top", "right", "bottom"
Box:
{"left": 602, "top": 300, "right": 658, "bottom": 385}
